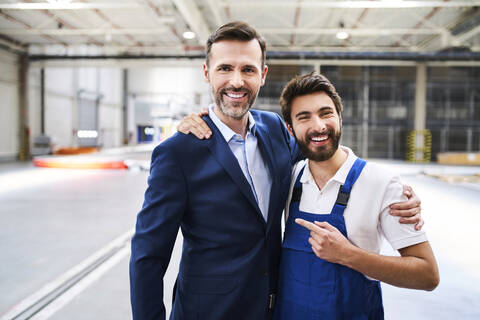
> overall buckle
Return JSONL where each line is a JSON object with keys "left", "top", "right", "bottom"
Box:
{"left": 335, "top": 187, "right": 350, "bottom": 206}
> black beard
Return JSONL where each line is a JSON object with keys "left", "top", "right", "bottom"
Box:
{"left": 295, "top": 128, "right": 341, "bottom": 162}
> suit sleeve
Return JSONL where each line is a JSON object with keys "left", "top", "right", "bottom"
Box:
{"left": 130, "top": 143, "right": 187, "bottom": 320}
{"left": 275, "top": 113, "right": 304, "bottom": 163}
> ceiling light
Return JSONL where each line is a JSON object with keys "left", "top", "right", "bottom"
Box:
{"left": 336, "top": 31, "right": 349, "bottom": 40}
{"left": 182, "top": 31, "right": 196, "bottom": 40}
{"left": 336, "top": 21, "right": 349, "bottom": 40}
{"left": 46, "top": 0, "right": 73, "bottom": 3}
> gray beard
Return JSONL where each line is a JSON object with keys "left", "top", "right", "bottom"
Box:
{"left": 212, "top": 87, "right": 258, "bottom": 120}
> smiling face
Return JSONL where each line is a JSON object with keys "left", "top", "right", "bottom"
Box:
{"left": 203, "top": 39, "right": 268, "bottom": 121}
{"left": 288, "top": 91, "right": 342, "bottom": 162}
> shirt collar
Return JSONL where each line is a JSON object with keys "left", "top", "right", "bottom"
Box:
{"left": 208, "top": 104, "right": 256, "bottom": 142}
{"left": 300, "top": 146, "right": 358, "bottom": 185}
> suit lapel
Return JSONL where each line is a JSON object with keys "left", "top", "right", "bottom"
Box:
{"left": 204, "top": 116, "right": 264, "bottom": 221}
{"left": 255, "top": 123, "right": 279, "bottom": 232}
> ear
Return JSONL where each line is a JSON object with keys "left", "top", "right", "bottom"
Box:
{"left": 203, "top": 63, "right": 210, "bottom": 83}
{"left": 285, "top": 121, "right": 294, "bottom": 137}
{"left": 260, "top": 65, "right": 268, "bottom": 86}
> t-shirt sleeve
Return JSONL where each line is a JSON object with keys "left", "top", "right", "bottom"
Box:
{"left": 379, "top": 175, "right": 428, "bottom": 250}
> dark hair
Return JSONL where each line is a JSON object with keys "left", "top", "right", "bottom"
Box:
{"left": 206, "top": 21, "right": 266, "bottom": 67}
{"left": 280, "top": 73, "right": 343, "bottom": 126}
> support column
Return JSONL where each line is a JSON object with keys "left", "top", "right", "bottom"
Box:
{"left": 72, "top": 68, "right": 79, "bottom": 147}
{"left": 40, "top": 68, "right": 45, "bottom": 135}
{"left": 468, "top": 87, "right": 474, "bottom": 152}
{"left": 409, "top": 62, "right": 431, "bottom": 162}
{"left": 414, "top": 63, "right": 427, "bottom": 132}
{"left": 122, "top": 69, "right": 129, "bottom": 145}
{"left": 18, "top": 54, "right": 29, "bottom": 160}
{"left": 361, "top": 67, "right": 369, "bottom": 158}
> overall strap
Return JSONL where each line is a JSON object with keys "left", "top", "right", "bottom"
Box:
{"left": 332, "top": 158, "right": 367, "bottom": 215}
{"left": 290, "top": 164, "right": 306, "bottom": 203}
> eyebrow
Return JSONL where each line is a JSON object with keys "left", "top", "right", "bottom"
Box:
{"left": 216, "top": 63, "right": 232, "bottom": 68}
{"left": 243, "top": 64, "right": 259, "bottom": 70}
{"left": 215, "top": 63, "right": 259, "bottom": 70}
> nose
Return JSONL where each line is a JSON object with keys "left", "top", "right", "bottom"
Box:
{"left": 230, "top": 70, "right": 245, "bottom": 88}
{"left": 312, "top": 116, "right": 327, "bottom": 132}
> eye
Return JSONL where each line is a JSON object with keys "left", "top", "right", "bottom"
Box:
{"left": 297, "top": 114, "right": 310, "bottom": 121}
{"left": 243, "top": 67, "right": 256, "bottom": 73}
{"left": 320, "top": 110, "right": 334, "bottom": 117}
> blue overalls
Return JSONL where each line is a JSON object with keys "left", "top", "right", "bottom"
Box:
{"left": 274, "top": 159, "right": 384, "bottom": 320}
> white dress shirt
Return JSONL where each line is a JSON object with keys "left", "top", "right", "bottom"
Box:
{"left": 209, "top": 105, "right": 272, "bottom": 221}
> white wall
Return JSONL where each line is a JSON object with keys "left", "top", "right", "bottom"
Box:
{"left": 26, "top": 63, "right": 210, "bottom": 150}
{"left": 98, "top": 68, "right": 122, "bottom": 148}
{"left": 129, "top": 65, "right": 207, "bottom": 94}
{"left": 128, "top": 65, "right": 210, "bottom": 143}
{"left": 45, "top": 68, "right": 75, "bottom": 148}
{"left": 128, "top": 65, "right": 210, "bottom": 112}
{"left": 0, "top": 49, "right": 19, "bottom": 161}
{"left": 28, "top": 66, "right": 123, "bottom": 150}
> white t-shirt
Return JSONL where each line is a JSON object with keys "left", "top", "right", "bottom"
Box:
{"left": 285, "top": 146, "right": 427, "bottom": 254}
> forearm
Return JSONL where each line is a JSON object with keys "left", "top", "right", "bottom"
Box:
{"left": 340, "top": 241, "right": 439, "bottom": 291}
{"left": 129, "top": 251, "right": 167, "bottom": 320}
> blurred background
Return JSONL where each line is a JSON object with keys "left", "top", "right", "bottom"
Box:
{"left": 0, "top": 0, "right": 479, "bottom": 319}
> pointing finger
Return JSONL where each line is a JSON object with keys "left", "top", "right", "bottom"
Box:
{"left": 313, "top": 221, "right": 336, "bottom": 232}
{"left": 295, "top": 218, "right": 325, "bottom": 234}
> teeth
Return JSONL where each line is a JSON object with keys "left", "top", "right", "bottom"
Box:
{"left": 311, "top": 136, "right": 327, "bottom": 142}
{"left": 226, "top": 92, "right": 245, "bottom": 98}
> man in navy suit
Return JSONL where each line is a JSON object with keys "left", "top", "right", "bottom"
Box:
{"left": 130, "top": 21, "right": 422, "bottom": 320}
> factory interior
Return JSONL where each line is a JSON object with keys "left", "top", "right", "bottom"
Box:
{"left": 0, "top": 0, "right": 479, "bottom": 319}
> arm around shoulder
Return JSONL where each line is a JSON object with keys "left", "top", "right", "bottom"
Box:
{"left": 274, "top": 112, "right": 303, "bottom": 163}
{"left": 130, "top": 142, "right": 188, "bottom": 319}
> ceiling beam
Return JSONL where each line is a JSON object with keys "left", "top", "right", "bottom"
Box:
{"left": 172, "top": 0, "right": 210, "bottom": 43}
{"left": 450, "top": 9, "right": 480, "bottom": 45}
{"left": 0, "top": 27, "right": 445, "bottom": 37}
{"left": 0, "top": 9, "right": 66, "bottom": 45}
{"left": 206, "top": 0, "right": 224, "bottom": 28}
{"left": 260, "top": 28, "right": 443, "bottom": 36}
{"left": 1, "top": 28, "right": 170, "bottom": 36}
{"left": 0, "top": 3, "right": 141, "bottom": 10}
{"left": 27, "top": 1, "right": 104, "bottom": 47}
{"left": 0, "top": 36, "right": 27, "bottom": 53}
{"left": 453, "top": 25, "right": 480, "bottom": 45}
{"left": 145, "top": 0, "right": 183, "bottom": 45}
{"left": 25, "top": 44, "right": 439, "bottom": 53}
{"left": 220, "top": 1, "right": 480, "bottom": 8}
{"left": 290, "top": 0, "right": 302, "bottom": 46}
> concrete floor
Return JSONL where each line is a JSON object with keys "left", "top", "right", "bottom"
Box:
{"left": 1, "top": 153, "right": 479, "bottom": 319}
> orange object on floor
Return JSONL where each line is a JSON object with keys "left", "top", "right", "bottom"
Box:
{"left": 33, "top": 158, "right": 128, "bottom": 170}
{"left": 54, "top": 147, "right": 99, "bottom": 155}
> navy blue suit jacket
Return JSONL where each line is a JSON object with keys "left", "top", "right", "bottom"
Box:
{"left": 130, "top": 110, "right": 299, "bottom": 320}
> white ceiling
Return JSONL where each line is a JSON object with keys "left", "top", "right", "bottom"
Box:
{"left": 0, "top": 0, "right": 479, "bottom": 57}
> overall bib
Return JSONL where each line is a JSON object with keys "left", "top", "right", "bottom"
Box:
{"left": 274, "top": 159, "right": 384, "bottom": 320}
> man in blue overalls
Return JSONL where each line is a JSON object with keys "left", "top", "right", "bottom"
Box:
{"left": 274, "top": 73, "right": 439, "bottom": 319}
